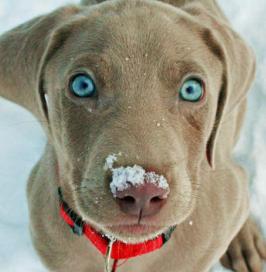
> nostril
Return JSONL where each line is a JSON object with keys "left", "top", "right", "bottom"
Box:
{"left": 151, "top": 196, "right": 163, "bottom": 203}
{"left": 121, "top": 195, "right": 135, "bottom": 204}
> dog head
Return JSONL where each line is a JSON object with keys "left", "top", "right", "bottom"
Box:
{"left": 0, "top": 0, "right": 255, "bottom": 243}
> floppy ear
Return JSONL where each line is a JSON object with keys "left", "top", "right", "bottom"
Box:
{"left": 184, "top": 3, "right": 256, "bottom": 168}
{"left": 0, "top": 6, "right": 81, "bottom": 121}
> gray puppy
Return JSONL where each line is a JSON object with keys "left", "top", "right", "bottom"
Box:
{"left": 0, "top": 0, "right": 265, "bottom": 271}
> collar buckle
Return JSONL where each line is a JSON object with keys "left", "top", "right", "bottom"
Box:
{"left": 72, "top": 217, "right": 84, "bottom": 236}
{"left": 58, "top": 187, "right": 84, "bottom": 236}
{"left": 162, "top": 225, "right": 176, "bottom": 243}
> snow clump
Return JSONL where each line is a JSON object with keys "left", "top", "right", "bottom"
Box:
{"left": 104, "top": 153, "right": 170, "bottom": 196}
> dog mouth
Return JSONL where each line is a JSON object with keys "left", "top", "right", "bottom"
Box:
{"left": 105, "top": 224, "right": 165, "bottom": 236}
{"left": 60, "top": 188, "right": 170, "bottom": 242}
{"left": 97, "top": 223, "right": 171, "bottom": 244}
{"left": 59, "top": 186, "right": 177, "bottom": 262}
{"left": 108, "top": 224, "right": 162, "bottom": 233}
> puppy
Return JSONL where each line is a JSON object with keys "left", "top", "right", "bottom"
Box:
{"left": 0, "top": 0, "right": 265, "bottom": 271}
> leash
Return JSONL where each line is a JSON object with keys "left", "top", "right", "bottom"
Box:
{"left": 58, "top": 187, "right": 176, "bottom": 272}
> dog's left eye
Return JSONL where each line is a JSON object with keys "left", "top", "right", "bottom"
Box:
{"left": 70, "top": 74, "right": 96, "bottom": 98}
{"left": 179, "top": 79, "right": 204, "bottom": 102}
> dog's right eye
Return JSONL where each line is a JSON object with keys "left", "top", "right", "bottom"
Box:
{"left": 70, "top": 74, "right": 96, "bottom": 98}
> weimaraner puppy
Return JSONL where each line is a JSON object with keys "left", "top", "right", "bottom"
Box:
{"left": 0, "top": 0, "right": 265, "bottom": 271}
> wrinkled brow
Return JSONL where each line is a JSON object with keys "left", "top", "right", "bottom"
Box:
{"left": 65, "top": 53, "right": 115, "bottom": 88}
{"left": 160, "top": 60, "right": 208, "bottom": 89}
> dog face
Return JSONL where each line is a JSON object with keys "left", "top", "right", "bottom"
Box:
{"left": 42, "top": 1, "right": 222, "bottom": 242}
{"left": 26, "top": 0, "right": 254, "bottom": 243}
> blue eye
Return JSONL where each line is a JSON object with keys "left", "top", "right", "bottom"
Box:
{"left": 179, "top": 79, "right": 204, "bottom": 102}
{"left": 70, "top": 74, "right": 96, "bottom": 98}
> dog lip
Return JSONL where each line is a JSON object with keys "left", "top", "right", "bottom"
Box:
{"left": 106, "top": 224, "right": 164, "bottom": 235}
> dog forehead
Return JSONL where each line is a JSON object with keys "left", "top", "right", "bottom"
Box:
{"left": 101, "top": 5, "right": 199, "bottom": 52}
{"left": 65, "top": 4, "right": 208, "bottom": 70}
{"left": 48, "top": 1, "right": 219, "bottom": 91}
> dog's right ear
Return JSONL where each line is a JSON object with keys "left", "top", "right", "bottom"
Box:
{"left": 0, "top": 6, "right": 81, "bottom": 121}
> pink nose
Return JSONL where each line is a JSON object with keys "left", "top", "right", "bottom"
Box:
{"left": 115, "top": 183, "right": 169, "bottom": 217}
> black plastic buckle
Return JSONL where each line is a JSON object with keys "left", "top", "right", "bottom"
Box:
{"left": 72, "top": 218, "right": 84, "bottom": 236}
{"left": 163, "top": 226, "right": 176, "bottom": 244}
{"left": 67, "top": 207, "right": 84, "bottom": 237}
{"left": 58, "top": 187, "right": 84, "bottom": 236}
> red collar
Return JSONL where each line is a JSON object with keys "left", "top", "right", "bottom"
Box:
{"left": 58, "top": 188, "right": 176, "bottom": 270}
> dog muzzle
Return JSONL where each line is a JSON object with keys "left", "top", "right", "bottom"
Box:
{"left": 58, "top": 188, "right": 176, "bottom": 272}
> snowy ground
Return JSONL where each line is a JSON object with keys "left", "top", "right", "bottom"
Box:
{"left": 0, "top": 1, "right": 265, "bottom": 271}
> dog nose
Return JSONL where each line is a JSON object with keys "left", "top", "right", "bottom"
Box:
{"left": 115, "top": 183, "right": 169, "bottom": 217}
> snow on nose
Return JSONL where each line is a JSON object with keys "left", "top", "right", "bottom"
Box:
{"left": 104, "top": 153, "right": 170, "bottom": 197}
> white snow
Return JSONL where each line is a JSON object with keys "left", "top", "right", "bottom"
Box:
{"left": 0, "top": 0, "right": 265, "bottom": 271}
{"left": 111, "top": 165, "right": 146, "bottom": 194}
{"left": 104, "top": 152, "right": 121, "bottom": 170}
{"left": 145, "top": 171, "right": 169, "bottom": 191}
{"left": 105, "top": 154, "right": 169, "bottom": 196}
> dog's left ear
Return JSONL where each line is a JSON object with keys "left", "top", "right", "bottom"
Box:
{"left": 184, "top": 3, "right": 256, "bottom": 168}
{"left": 0, "top": 6, "right": 81, "bottom": 122}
